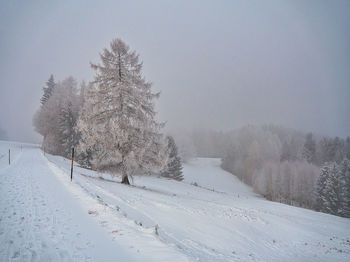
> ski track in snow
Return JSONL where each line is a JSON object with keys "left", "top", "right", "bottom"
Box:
{"left": 0, "top": 142, "right": 138, "bottom": 262}
{"left": 1, "top": 141, "right": 350, "bottom": 262}
{"left": 0, "top": 147, "right": 91, "bottom": 261}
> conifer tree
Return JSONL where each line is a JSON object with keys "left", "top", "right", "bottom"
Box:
{"left": 316, "top": 163, "right": 331, "bottom": 212}
{"left": 324, "top": 163, "right": 342, "bottom": 215}
{"left": 161, "top": 136, "right": 183, "bottom": 181}
{"left": 77, "top": 38, "right": 163, "bottom": 184}
{"left": 58, "top": 101, "right": 79, "bottom": 158}
{"left": 316, "top": 162, "right": 342, "bottom": 215}
{"left": 316, "top": 160, "right": 350, "bottom": 217}
{"left": 40, "top": 75, "right": 56, "bottom": 106}
{"left": 339, "top": 158, "right": 350, "bottom": 217}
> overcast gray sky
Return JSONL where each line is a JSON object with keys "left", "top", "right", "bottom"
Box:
{"left": 0, "top": 0, "right": 349, "bottom": 142}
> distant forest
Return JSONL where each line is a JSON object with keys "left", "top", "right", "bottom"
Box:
{"left": 174, "top": 126, "right": 350, "bottom": 218}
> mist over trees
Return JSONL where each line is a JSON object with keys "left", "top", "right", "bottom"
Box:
{"left": 173, "top": 125, "right": 350, "bottom": 217}
{"left": 33, "top": 38, "right": 182, "bottom": 184}
{"left": 219, "top": 126, "right": 320, "bottom": 208}
{"left": 33, "top": 76, "right": 82, "bottom": 157}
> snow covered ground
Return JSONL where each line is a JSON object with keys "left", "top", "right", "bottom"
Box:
{"left": 0, "top": 141, "right": 139, "bottom": 262}
{"left": 1, "top": 141, "right": 350, "bottom": 261}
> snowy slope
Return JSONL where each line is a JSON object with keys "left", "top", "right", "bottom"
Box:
{"left": 183, "top": 158, "right": 254, "bottom": 196}
{"left": 1, "top": 141, "right": 350, "bottom": 262}
{"left": 0, "top": 142, "right": 141, "bottom": 262}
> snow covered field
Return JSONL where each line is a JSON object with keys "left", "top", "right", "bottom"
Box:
{"left": 1, "top": 141, "right": 350, "bottom": 261}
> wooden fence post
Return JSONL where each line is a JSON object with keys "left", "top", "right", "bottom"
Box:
{"left": 8, "top": 149, "right": 10, "bottom": 165}
{"left": 70, "top": 148, "right": 74, "bottom": 181}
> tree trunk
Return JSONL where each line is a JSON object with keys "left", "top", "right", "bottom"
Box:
{"left": 121, "top": 164, "right": 130, "bottom": 185}
{"left": 121, "top": 175, "right": 130, "bottom": 185}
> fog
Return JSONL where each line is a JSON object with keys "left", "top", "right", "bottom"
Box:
{"left": 0, "top": 0, "right": 349, "bottom": 143}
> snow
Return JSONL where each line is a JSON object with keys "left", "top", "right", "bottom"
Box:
{"left": 183, "top": 158, "right": 254, "bottom": 196}
{"left": 0, "top": 142, "right": 138, "bottom": 262}
{"left": 1, "top": 141, "right": 350, "bottom": 261}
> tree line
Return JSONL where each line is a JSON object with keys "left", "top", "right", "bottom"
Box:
{"left": 175, "top": 126, "right": 350, "bottom": 218}
{"left": 33, "top": 38, "right": 183, "bottom": 183}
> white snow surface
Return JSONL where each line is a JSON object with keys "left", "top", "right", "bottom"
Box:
{"left": 1, "top": 141, "right": 350, "bottom": 262}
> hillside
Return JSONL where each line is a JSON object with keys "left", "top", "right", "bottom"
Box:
{"left": 1, "top": 141, "right": 349, "bottom": 261}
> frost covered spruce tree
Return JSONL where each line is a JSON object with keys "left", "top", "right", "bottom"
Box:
{"left": 315, "top": 164, "right": 330, "bottom": 212}
{"left": 315, "top": 159, "right": 350, "bottom": 217}
{"left": 40, "top": 74, "right": 56, "bottom": 106}
{"left": 77, "top": 38, "right": 163, "bottom": 184}
{"left": 33, "top": 75, "right": 56, "bottom": 141}
{"left": 58, "top": 100, "right": 80, "bottom": 158}
{"left": 161, "top": 136, "right": 183, "bottom": 181}
{"left": 338, "top": 158, "right": 350, "bottom": 217}
{"left": 320, "top": 163, "right": 341, "bottom": 215}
